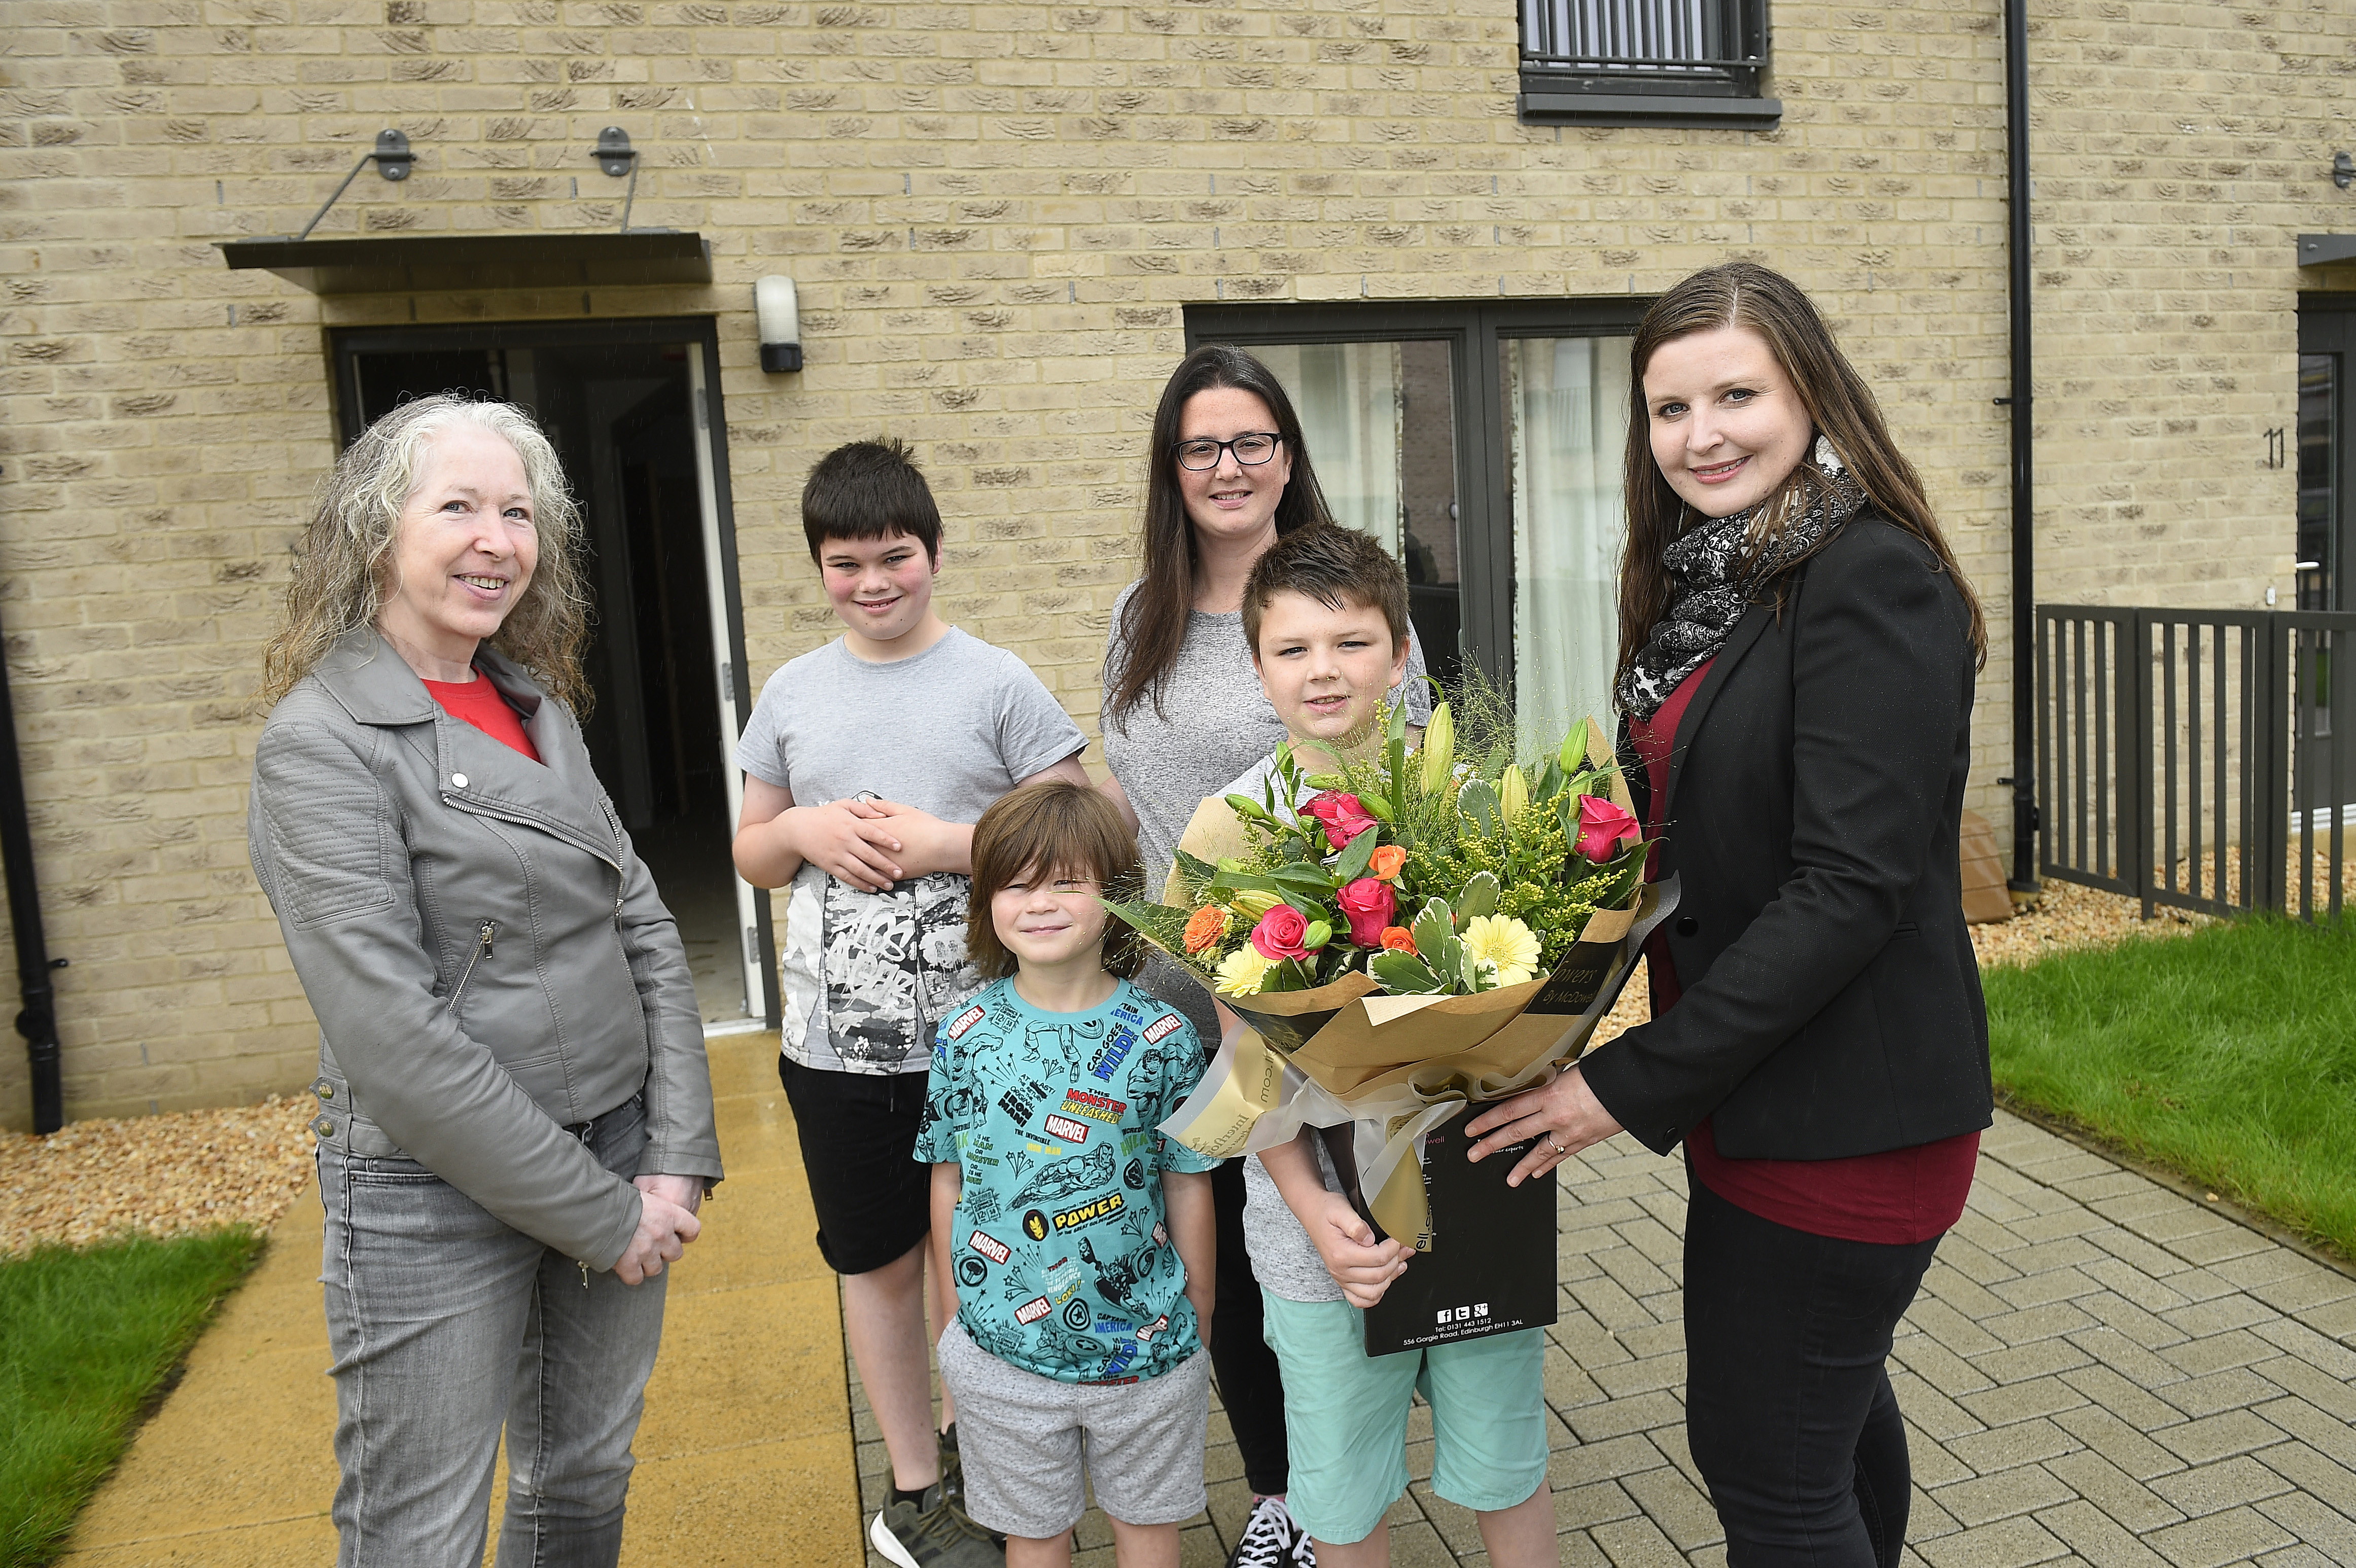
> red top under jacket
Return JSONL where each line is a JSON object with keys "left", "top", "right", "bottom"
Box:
{"left": 424, "top": 676, "right": 543, "bottom": 763}
{"left": 1627, "top": 658, "right": 1976, "bottom": 1244}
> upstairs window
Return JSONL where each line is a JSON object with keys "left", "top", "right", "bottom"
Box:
{"left": 1520, "top": 0, "right": 1780, "bottom": 128}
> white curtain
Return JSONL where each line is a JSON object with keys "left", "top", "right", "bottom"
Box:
{"left": 1507, "top": 335, "right": 1633, "bottom": 751}
{"left": 1255, "top": 342, "right": 1404, "bottom": 554}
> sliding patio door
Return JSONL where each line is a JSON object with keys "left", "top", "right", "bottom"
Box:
{"left": 1195, "top": 302, "right": 1641, "bottom": 740}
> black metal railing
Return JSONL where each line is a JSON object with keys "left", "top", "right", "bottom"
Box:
{"left": 2037, "top": 605, "right": 2355, "bottom": 921}
{"left": 1521, "top": 0, "right": 1769, "bottom": 98}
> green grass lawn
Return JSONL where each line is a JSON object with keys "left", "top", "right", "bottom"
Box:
{"left": 1984, "top": 912, "right": 2356, "bottom": 1262}
{"left": 1, "top": 1228, "right": 266, "bottom": 1568}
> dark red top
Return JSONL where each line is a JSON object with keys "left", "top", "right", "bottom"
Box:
{"left": 425, "top": 676, "right": 542, "bottom": 763}
{"left": 1627, "top": 659, "right": 1977, "bottom": 1245}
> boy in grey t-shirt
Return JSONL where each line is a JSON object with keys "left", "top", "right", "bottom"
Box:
{"left": 732, "top": 439, "right": 1085, "bottom": 1567}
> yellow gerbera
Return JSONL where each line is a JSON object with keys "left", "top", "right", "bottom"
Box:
{"left": 1461, "top": 914, "right": 1541, "bottom": 988}
{"left": 1213, "top": 945, "right": 1275, "bottom": 996}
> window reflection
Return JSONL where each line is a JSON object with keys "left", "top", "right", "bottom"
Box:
{"left": 1505, "top": 335, "right": 1633, "bottom": 749}
{"left": 2300, "top": 352, "right": 2336, "bottom": 612}
{"left": 1255, "top": 341, "right": 1463, "bottom": 687}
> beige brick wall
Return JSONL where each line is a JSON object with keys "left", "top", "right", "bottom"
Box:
{"left": 0, "top": 0, "right": 2343, "bottom": 1125}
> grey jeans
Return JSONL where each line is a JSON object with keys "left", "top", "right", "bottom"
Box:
{"left": 318, "top": 1095, "right": 669, "bottom": 1568}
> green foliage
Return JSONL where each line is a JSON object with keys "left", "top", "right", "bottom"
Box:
{"left": 1099, "top": 897, "right": 1194, "bottom": 962}
{"left": 2, "top": 1227, "right": 266, "bottom": 1567}
{"left": 1454, "top": 870, "right": 1499, "bottom": 923}
{"left": 1986, "top": 913, "right": 2356, "bottom": 1263}
{"left": 1370, "top": 947, "right": 1446, "bottom": 994}
{"left": 1497, "top": 868, "right": 1628, "bottom": 965}
{"left": 1457, "top": 776, "right": 1500, "bottom": 837}
{"left": 1115, "top": 667, "right": 1645, "bottom": 1000}
{"left": 1333, "top": 825, "right": 1378, "bottom": 885}
{"left": 1398, "top": 788, "right": 1628, "bottom": 967}
{"left": 1409, "top": 897, "right": 1471, "bottom": 990}
{"left": 1169, "top": 848, "right": 1218, "bottom": 904}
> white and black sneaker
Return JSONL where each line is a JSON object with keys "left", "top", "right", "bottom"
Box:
{"left": 1226, "top": 1494, "right": 1314, "bottom": 1568}
{"left": 868, "top": 1479, "right": 1002, "bottom": 1568}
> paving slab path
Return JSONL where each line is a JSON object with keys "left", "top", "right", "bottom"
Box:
{"left": 57, "top": 1031, "right": 868, "bottom": 1566}
{"left": 855, "top": 1111, "right": 2356, "bottom": 1568}
{"left": 56, "top": 1043, "right": 2356, "bottom": 1568}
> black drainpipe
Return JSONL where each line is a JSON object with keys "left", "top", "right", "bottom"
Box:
{"left": 2003, "top": 0, "right": 2039, "bottom": 892}
{"left": 0, "top": 592, "right": 64, "bottom": 1133}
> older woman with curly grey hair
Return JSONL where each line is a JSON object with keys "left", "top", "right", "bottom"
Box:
{"left": 250, "top": 395, "right": 721, "bottom": 1565}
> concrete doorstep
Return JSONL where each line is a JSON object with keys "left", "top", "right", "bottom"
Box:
{"left": 57, "top": 1040, "right": 2356, "bottom": 1568}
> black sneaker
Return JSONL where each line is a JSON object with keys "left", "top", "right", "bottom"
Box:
{"left": 938, "top": 1423, "right": 965, "bottom": 1511}
{"left": 868, "top": 1480, "right": 1002, "bottom": 1568}
{"left": 1227, "top": 1494, "right": 1315, "bottom": 1568}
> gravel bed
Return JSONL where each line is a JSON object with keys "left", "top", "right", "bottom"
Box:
{"left": 1971, "top": 878, "right": 2209, "bottom": 967}
{"left": 2, "top": 1095, "right": 317, "bottom": 1256}
{"left": 14, "top": 847, "right": 2344, "bottom": 1253}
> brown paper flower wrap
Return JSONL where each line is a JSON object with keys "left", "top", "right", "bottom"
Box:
{"left": 1107, "top": 707, "right": 1679, "bottom": 1251}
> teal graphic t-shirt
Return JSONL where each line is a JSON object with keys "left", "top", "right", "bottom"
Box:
{"left": 916, "top": 976, "right": 1221, "bottom": 1384}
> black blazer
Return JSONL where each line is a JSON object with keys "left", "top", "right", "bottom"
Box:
{"left": 1582, "top": 514, "right": 1994, "bottom": 1161}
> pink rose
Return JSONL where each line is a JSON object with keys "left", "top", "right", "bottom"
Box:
{"left": 1335, "top": 877, "right": 1396, "bottom": 948}
{"left": 1573, "top": 795, "right": 1642, "bottom": 864}
{"left": 1303, "top": 790, "right": 1379, "bottom": 851}
{"left": 1249, "top": 904, "right": 1313, "bottom": 961}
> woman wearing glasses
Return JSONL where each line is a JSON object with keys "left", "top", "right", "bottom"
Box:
{"left": 1098, "top": 344, "right": 1430, "bottom": 1568}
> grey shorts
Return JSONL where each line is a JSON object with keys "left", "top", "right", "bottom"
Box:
{"left": 935, "top": 1316, "right": 1211, "bottom": 1539}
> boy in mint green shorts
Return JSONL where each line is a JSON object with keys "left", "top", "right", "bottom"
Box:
{"left": 1230, "top": 526, "right": 1556, "bottom": 1566}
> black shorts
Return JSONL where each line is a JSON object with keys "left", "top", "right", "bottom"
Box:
{"left": 778, "top": 1055, "right": 935, "bottom": 1275}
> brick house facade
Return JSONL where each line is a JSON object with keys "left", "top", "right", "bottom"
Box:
{"left": 0, "top": 0, "right": 2346, "bottom": 1124}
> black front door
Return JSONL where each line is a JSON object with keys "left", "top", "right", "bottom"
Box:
{"left": 329, "top": 320, "right": 776, "bottom": 1029}
{"left": 2294, "top": 297, "right": 2356, "bottom": 826}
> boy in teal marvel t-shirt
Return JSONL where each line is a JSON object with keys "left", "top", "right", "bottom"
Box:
{"left": 919, "top": 781, "right": 1219, "bottom": 1565}
{"left": 920, "top": 973, "right": 1214, "bottom": 1381}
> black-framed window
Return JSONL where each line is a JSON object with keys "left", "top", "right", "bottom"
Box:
{"left": 1519, "top": 0, "right": 1780, "bottom": 128}
{"left": 2298, "top": 301, "right": 2349, "bottom": 614}
{"left": 1187, "top": 300, "right": 1646, "bottom": 740}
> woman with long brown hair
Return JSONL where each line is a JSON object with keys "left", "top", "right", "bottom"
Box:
{"left": 250, "top": 395, "right": 719, "bottom": 1565}
{"left": 1466, "top": 263, "right": 1993, "bottom": 1568}
{"left": 1099, "top": 344, "right": 1431, "bottom": 1568}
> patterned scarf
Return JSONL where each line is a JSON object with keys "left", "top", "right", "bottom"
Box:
{"left": 1615, "top": 438, "right": 1869, "bottom": 721}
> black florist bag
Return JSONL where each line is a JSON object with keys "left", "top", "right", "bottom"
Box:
{"left": 1322, "top": 1109, "right": 1558, "bottom": 1357}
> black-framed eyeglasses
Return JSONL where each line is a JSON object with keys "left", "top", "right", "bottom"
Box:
{"left": 1174, "top": 432, "right": 1284, "bottom": 471}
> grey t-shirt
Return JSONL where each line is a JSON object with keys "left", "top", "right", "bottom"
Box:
{"left": 738, "top": 628, "right": 1087, "bottom": 1073}
{"left": 1101, "top": 583, "right": 1429, "bottom": 1303}
{"left": 1242, "top": 1132, "right": 1351, "bottom": 1303}
{"left": 1220, "top": 747, "right": 1356, "bottom": 1303}
{"left": 1099, "top": 583, "right": 1431, "bottom": 1051}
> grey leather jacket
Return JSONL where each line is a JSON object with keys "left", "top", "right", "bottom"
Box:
{"left": 248, "top": 628, "right": 721, "bottom": 1269}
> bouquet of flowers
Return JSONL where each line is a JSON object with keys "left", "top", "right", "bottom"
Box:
{"left": 1105, "top": 691, "right": 1680, "bottom": 1250}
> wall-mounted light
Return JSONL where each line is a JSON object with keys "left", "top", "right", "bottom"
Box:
{"left": 756, "top": 276, "right": 803, "bottom": 372}
{"left": 2338, "top": 151, "right": 2354, "bottom": 191}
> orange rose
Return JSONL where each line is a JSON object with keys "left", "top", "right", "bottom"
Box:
{"left": 1379, "top": 926, "right": 1417, "bottom": 955}
{"left": 1367, "top": 845, "right": 1405, "bottom": 881}
{"left": 1183, "top": 905, "right": 1231, "bottom": 955}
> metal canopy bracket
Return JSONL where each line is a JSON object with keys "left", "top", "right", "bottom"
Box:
{"left": 215, "top": 231, "right": 713, "bottom": 294}
{"left": 2298, "top": 234, "right": 2356, "bottom": 268}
